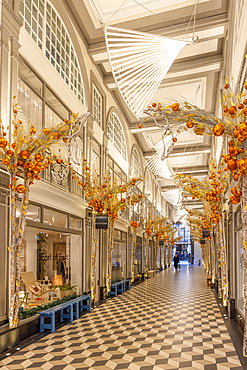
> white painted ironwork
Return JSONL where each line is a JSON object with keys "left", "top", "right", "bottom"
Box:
{"left": 105, "top": 26, "right": 188, "bottom": 118}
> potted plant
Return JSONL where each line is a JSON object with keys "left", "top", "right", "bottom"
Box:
{"left": 60, "top": 283, "right": 77, "bottom": 297}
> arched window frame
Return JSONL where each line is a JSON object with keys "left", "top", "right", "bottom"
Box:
{"left": 130, "top": 147, "right": 142, "bottom": 179}
{"left": 19, "top": 0, "right": 85, "bottom": 105}
{"left": 107, "top": 112, "right": 127, "bottom": 161}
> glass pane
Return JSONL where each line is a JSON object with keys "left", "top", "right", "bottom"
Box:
{"left": 43, "top": 208, "right": 67, "bottom": 228}
{"left": 112, "top": 241, "right": 126, "bottom": 280}
{"left": 45, "top": 86, "right": 69, "bottom": 120}
{"left": 236, "top": 229, "right": 244, "bottom": 314}
{"left": 18, "top": 78, "right": 43, "bottom": 135}
{"left": 18, "top": 59, "right": 43, "bottom": 97}
{"left": 69, "top": 216, "right": 82, "bottom": 231}
{"left": 45, "top": 104, "right": 63, "bottom": 129}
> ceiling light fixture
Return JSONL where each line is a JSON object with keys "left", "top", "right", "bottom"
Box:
{"left": 105, "top": 26, "right": 189, "bottom": 118}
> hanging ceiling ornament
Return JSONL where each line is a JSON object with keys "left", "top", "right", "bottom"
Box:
{"left": 105, "top": 26, "right": 189, "bottom": 118}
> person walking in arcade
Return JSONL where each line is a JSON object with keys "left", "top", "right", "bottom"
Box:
{"left": 174, "top": 253, "right": 179, "bottom": 271}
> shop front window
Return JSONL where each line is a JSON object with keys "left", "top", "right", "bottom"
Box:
{"left": 236, "top": 228, "right": 244, "bottom": 314}
{"left": 135, "top": 236, "right": 142, "bottom": 275}
{"left": 112, "top": 230, "right": 127, "bottom": 281}
{"left": 20, "top": 227, "right": 82, "bottom": 306}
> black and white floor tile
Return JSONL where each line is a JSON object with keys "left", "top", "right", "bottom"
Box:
{"left": 0, "top": 266, "right": 243, "bottom": 369}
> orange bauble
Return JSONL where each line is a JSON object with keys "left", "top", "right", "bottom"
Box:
{"left": 138, "top": 124, "right": 143, "bottom": 129}
{"left": 173, "top": 137, "right": 177, "bottom": 142}
{"left": 20, "top": 150, "right": 30, "bottom": 160}
{"left": 53, "top": 132, "right": 60, "bottom": 139}
{"left": 16, "top": 184, "right": 26, "bottom": 193}
{"left": 224, "top": 154, "right": 231, "bottom": 163}
{"left": 2, "top": 158, "right": 9, "bottom": 165}
{"left": 238, "top": 103, "right": 244, "bottom": 109}
{"left": 224, "top": 84, "right": 229, "bottom": 89}
{"left": 0, "top": 137, "right": 7, "bottom": 148}
{"left": 7, "top": 150, "right": 14, "bottom": 157}
{"left": 243, "top": 106, "right": 247, "bottom": 115}
{"left": 172, "top": 103, "right": 179, "bottom": 111}
{"left": 43, "top": 128, "right": 50, "bottom": 135}
{"left": 32, "top": 166, "right": 41, "bottom": 174}
{"left": 152, "top": 103, "right": 156, "bottom": 107}
{"left": 227, "top": 159, "right": 237, "bottom": 171}
{"left": 243, "top": 99, "right": 247, "bottom": 105}
{"left": 229, "top": 194, "right": 240, "bottom": 204}
{"left": 213, "top": 123, "right": 224, "bottom": 136}
{"left": 229, "top": 106, "right": 237, "bottom": 115}
{"left": 63, "top": 137, "right": 68, "bottom": 143}
{"left": 186, "top": 121, "right": 194, "bottom": 128}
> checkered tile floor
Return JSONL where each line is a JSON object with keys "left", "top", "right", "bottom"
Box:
{"left": 0, "top": 266, "right": 243, "bottom": 369}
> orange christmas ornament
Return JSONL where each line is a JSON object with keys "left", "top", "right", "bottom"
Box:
{"left": 7, "top": 149, "right": 14, "bottom": 157}
{"left": 0, "top": 137, "right": 7, "bottom": 148}
{"left": 53, "top": 132, "right": 60, "bottom": 139}
{"left": 16, "top": 184, "right": 26, "bottom": 193}
{"left": 172, "top": 103, "right": 179, "bottom": 111}
{"left": 227, "top": 159, "right": 237, "bottom": 171}
{"left": 213, "top": 123, "right": 224, "bottom": 136}
{"left": 43, "top": 128, "right": 50, "bottom": 135}
{"left": 20, "top": 150, "right": 30, "bottom": 160}
{"left": 186, "top": 121, "right": 194, "bottom": 128}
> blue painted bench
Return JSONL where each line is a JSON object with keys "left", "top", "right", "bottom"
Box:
{"left": 109, "top": 279, "right": 131, "bottom": 297}
{"left": 39, "top": 295, "right": 91, "bottom": 333}
{"left": 122, "top": 279, "right": 130, "bottom": 292}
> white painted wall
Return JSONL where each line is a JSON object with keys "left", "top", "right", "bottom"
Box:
{"left": 194, "top": 241, "right": 202, "bottom": 266}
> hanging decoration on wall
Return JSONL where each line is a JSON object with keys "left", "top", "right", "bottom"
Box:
{"left": 105, "top": 26, "right": 189, "bottom": 118}
{"left": 0, "top": 99, "right": 91, "bottom": 328}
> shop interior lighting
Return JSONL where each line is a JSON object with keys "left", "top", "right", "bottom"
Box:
{"left": 105, "top": 26, "right": 189, "bottom": 118}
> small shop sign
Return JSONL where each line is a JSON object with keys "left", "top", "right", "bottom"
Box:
{"left": 95, "top": 215, "right": 108, "bottom": 229}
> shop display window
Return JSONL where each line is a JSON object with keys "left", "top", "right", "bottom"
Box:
{"left": 236, "top": 229, "right": 244, "bottom": 314}
{"left": 20, "top": 227, "right": 82, "bottom": 310}
{"left": 112, "top": 230, "right": 127, "bottom": 281}
{"left": 135, "top": 236, "right": 142, "bottom": 275}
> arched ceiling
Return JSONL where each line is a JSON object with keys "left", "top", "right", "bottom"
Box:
{"left": 67, "top": 0, "right": 228, "bottom": 211}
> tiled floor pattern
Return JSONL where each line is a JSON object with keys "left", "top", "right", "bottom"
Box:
{"left": 0, "top": 266, "right": 243, "bottom": 369}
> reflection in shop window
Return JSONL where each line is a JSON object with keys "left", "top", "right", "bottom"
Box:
{"left": 43, "top": 208, "right": 67, "bottom": 228}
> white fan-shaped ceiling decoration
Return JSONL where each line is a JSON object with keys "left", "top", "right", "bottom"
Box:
{"left": 146, "top": 139, "right": 174, "bottom": 178}
{"left": 105, "top": 26, "right": 189, "bottom": 118}
{"left": 162, "top": 189, "right": 181, "bottom": 206}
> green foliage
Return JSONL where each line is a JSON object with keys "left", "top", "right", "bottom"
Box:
{"left": 18, "top": 293, "right": 78, "bottom": 319}
{"left": 37, "top": 232, "right": 48, "bottom": 280}
{"left": 59, "top": 283, "right": 77, "bottom": 291}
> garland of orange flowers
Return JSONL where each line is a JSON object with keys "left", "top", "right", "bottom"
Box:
{"left": 0, "top": 97, "right": 90, "bottom": 328}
